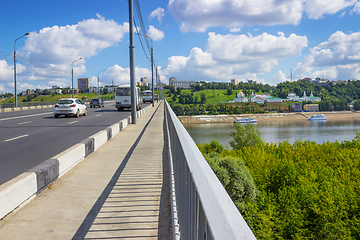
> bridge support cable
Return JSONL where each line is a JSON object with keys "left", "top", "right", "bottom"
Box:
{"left": 164, "top": 101, "right": 257, "bottom": 240}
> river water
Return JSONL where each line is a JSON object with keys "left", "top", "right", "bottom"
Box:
{"left": 184, "top": 119, "right": 360, "bottom": 147}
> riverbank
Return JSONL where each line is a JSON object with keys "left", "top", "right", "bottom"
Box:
{"left": 178, "top": 111, "right": 360, "bottom": 124}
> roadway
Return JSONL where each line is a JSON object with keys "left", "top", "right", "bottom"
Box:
{"left": 0, "top": 101, "right": 150, "bottom": 185}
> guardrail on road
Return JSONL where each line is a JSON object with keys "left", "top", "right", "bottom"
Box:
{"left": 164, "top": 101, "right": 256, "bottom": 240}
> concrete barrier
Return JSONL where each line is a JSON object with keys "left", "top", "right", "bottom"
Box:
{"left": 0, "top": 173, "right": 37, "bottom": 220}
{"left": 0, "top": 103, "right": 156, "bottom": 220}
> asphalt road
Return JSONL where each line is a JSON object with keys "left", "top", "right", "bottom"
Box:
{"left": 0, "top": 101, "right": 150, "bottom": 185}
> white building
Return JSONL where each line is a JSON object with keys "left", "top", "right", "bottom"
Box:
{"left": 287, "top": 92, "right": 300, "bottom": 101}
{"left": 302, "top": 91, "right": 321, "bottom": 102}
{"left": 249, "top": 92, "right": 270, "bottom": 103}
{"left": 230, "top": 79, "right": 239, "bottom": 85}
{"left": 234, "top": 91, "right": 248, "bottom": 102}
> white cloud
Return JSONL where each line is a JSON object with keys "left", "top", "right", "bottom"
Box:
{"left": 0, "top": 16, "right": 129, "bottom": 93}
{"left": 148, "top": 26, "right": 165, "bottom": 41}
{"left": 304, "top": 0, "right": 356, "bottom": 19}
{"left": 23, "top": 15, "right": 128, "bottom": 64}
{"left": 229, "top": 27, "right": 241, "bottom": 33}
{"left": 167, "top": 0, "right": 359, "bottom": 32}
{"left": 0, "top": 60, "right": 14, "bottom": 82}
{"left": 94, "top": 65, "right": 152, "bottom": 87}
{"left": 352, "top": 1, "right": 360, "bottom": 13}
{"left": 149, "top": 7, "right": 165, "bottom": 22}
{"left": 162, "top": 32, "right": 307, "bottom": 83}
{"left": 295, "top": 30, "right": 360, "bottom": 80}
{"left": 273, "top": 70, "right": 289, "bottom": 84}
{"left": 207, "top": 32, "right": 308, "bottom": 62}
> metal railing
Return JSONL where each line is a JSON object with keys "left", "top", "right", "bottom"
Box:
{"left": 1, "top": 101, "right": 57, "bottom": 109}
{"left": 164, "top": 101, "right": 256, "bottom": 240}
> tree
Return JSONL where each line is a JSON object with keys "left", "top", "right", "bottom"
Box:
{"left": 201, "top": 93, "right": 206, "bottom": 103}
{"left": 177, "top": 87, "right": 182, "bottom": 95}
{"left": 172, "top": 104, "right": 184, "bottom": 116}
{"left": 227, "top": 88, "right": 233, "bottom": 95}
{"left": 229, "top": 123, "right": 263, "bottom": 149}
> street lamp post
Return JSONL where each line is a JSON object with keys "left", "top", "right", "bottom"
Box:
{"left": 97, "top": 69, "right": 105, "bottom": 99}
{"left": 112, "top": 75, "right": 118, "bottom": 100}
{"left": 72, "top": 58, "right": 82, "bottom": 98}
{"left": 14, "top": 32, "right": 30, "bottom": 108}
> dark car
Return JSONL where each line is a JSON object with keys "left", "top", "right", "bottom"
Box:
{"left": 90, "top": 98, "right": 104, "bottom": 108}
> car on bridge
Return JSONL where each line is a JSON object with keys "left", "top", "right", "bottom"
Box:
{"left": 54, "top": 98, "right": 87, "bottom": 118}
{"left": 90, "top": 98, "right": 104, "bottom": 108}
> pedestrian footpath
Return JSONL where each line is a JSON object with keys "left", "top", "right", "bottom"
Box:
{"left": 0, "top": 101, "right": 171, "bottom": 239}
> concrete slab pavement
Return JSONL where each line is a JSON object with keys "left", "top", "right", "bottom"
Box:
{"left": 0, "top": 101, "right": 172, "bottom": 239}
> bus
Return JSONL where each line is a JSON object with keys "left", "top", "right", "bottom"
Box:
{"left": 115, "top": 85, "right": 142, "bottom": 111}
{"left": 142, "top": 90, "right": 153, "bottom": 103}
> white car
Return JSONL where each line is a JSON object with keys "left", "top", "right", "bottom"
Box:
{"left": 54, "top": 98, "right": 87, "bottom": 118}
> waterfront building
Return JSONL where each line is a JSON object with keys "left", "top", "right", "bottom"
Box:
{"left": 303, "top": 104, "right": 319, "bottom": 112}
{"left": 292, "top": 103, "right": 303, "bottom": 112}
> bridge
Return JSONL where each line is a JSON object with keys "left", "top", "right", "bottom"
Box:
{"left": 0, "top": 101, "right": 256, "bottom": 239}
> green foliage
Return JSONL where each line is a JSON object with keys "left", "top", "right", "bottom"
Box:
{"left": 205, "top": 153, "right": 259, "bottom": 211}
{"left": 200, "top": 93, "right": 206, "bottom": 103}
{"left": 171, "top": 103, "right": 184, "bottom": 116}
{"left": 199, "top": 134, "right": 360, "bottom": 239}
{"left": 229, "top": 123, "right": 263, "bottom": 149}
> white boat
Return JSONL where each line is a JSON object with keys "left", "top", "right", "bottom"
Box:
{"left": 308, "top": 115, "right": 327, "bottom": 121}
{"left": 234, "top": 118, "right": 257, "bottom": 123}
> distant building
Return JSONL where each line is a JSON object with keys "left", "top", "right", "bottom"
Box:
{"left": 169, "top": 77, "right": 197, "bottom": 89}
{"left": 78, "top": 78, "right": 90, "bottom": 92}
{"left": 303, "top": 104, "right": 319, "bottom": 112}
{"left": 248, "top": 80, "right": 257, "bottom": 84}
{"left": 230, "top": 79, "right": 239, "bottom": 85}
{"left": 314, "top": 78, "right": 329, "bottom": 87}
{"left": 302, "top": 91, "right": 321, "bottom": 102}
{"left": 138, "top": 77, "right": 148, "bottom": 86}
{"left": 292, "top": 103, "right": 303, "bottom": 112}
{"left": 266, "top": 96, "right": 283, "bottom": 103}
{"left": 49, "top": 89, "right": 62, "bottom": 94}
{"left": 69, "top": 89, "right": 79, "bottom": 94}
{"left": 21, "top": 89, "right": 35, "bottom": 95}
{"left": 287, "top": 92, "right": 300, "bottom": 101}
{"left": 234, "top": 91, "right": 248, "bottom": 102}
{"left": 249, "top": 92, "right": 270, "bottom": 103}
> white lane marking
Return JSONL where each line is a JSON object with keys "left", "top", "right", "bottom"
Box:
{"left": 0, "top": 112, "right": 52, "bottom": 121}
{"left": 96, "top": 114, "right": 102, "bottom": 117}
{"left": 5, "top": 134, "right": 29, "bottom": 142}
{"left": 69, "top": 121, "right": 78, "bottom": 125}
{"left": 18, "top": 121, "right": 32, "bottom": 125}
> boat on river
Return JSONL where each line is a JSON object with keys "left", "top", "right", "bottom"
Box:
{"left": 234, "top": 118, "right": 257, "bottom": 123}
{"left": 308, "top": 115, "right": 327, "bottom": 121}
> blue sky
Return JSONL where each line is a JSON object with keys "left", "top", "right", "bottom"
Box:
{"left": 1, "top": 0, "right": 360, "bottom": 94}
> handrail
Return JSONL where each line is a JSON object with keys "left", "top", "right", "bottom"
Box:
{"left": 164, "top": 101, "right": 256, "bottom": 240}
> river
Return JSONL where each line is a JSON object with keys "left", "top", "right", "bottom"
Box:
{"left": 184, "top": 119, "right": 360, "bottom": 147}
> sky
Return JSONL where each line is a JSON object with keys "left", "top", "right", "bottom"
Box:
{"left": 1, "top": 0, "right": 360, "bottom": 94}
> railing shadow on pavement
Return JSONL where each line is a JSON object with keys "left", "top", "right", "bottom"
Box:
{"left": 164, "top": 100, "right": 257, "bottom": 240}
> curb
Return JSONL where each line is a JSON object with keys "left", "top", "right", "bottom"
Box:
{"left": 0, "top": 104, "right": 153, "bottom": 220}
